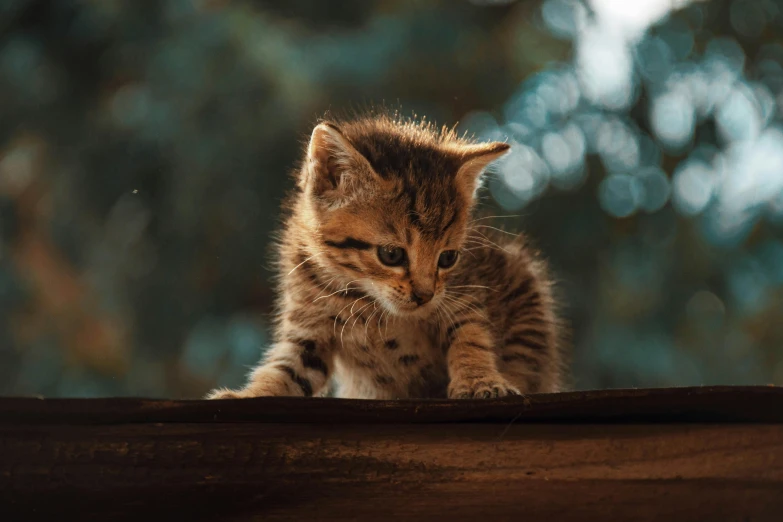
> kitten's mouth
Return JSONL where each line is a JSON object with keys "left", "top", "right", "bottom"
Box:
{"left": 387, "top": 299, "right": 436, "bottom": 318}
{"left": 372, "top": 290, "right": 439, "bottom": 319}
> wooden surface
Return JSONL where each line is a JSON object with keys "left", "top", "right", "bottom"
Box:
{"left": 1, "top": 386, "right": 783, "bottom": 521}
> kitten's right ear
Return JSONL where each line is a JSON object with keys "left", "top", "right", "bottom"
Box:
{"left": 303, "top": 122, "right": 374, "bottom": 202}
{"left": 453, "top": 141, "right": 511, "bottom": 198}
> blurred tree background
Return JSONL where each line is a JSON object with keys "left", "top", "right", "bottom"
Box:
{"left": 1, "top": 0, "right": 783, "bottom": 398}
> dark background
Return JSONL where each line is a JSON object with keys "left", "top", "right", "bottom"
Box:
{"left": 2, "top": 0, "right": 782, "bottom": 398}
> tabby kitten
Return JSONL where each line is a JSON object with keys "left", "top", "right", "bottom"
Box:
{"left": 208, "top": 115, "right": 564, "bottom": 400}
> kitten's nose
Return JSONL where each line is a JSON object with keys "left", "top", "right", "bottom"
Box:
{"left": 411, "top": 288, "right": 434, "bottom": 306}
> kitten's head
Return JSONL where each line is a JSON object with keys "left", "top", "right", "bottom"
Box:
{"left": 299, "top": 116, "right": 509, "bottom": 317}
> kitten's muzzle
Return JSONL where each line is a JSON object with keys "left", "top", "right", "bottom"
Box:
{"left": 411, "top": 289, "right": 434, "bottom": 306}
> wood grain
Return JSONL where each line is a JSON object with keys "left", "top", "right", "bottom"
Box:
{"left": 1, "top": 386, "right": 782, "bottom": 521}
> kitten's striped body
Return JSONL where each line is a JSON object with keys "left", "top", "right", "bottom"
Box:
{"left": 209, "top": 115, "right": 565, "bottom": 400}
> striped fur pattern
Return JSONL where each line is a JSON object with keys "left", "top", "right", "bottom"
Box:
{"left": 208, "top": 114, "right": 565, "bottom": 400}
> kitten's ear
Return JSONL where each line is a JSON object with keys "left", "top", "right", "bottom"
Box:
{"left": 454, "top": 142, "right": 511, "bottom": 195}
{"left": 304, "top": 122, "right": 375, "bottom": 202}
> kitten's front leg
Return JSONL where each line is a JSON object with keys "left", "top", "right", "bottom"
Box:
{"left": 445, "top": 315, "right": 520, "bottom": 399}
{"left": 207, "top": 328, "right": 334, "bottom": 399}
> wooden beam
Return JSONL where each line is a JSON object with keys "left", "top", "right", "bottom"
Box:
{"left": 1, "top": 386, "right": 782, "bottom": 521}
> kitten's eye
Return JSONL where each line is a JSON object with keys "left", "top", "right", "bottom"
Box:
{"left": 438, "top": 250, "right": 459, "bottom": 269}
{"left": 377, "top": 245, "right": 406, "bottom": 266}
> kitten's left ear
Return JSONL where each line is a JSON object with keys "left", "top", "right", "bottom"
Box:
{"left": 453, "top": 142, "right": 511, "bottom": 196}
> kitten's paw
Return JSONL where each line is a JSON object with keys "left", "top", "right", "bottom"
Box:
{"left": 448, "top": 377, "right": 521, "bottom": 399}
{"left": 206, "top": 387, "right": 249, "bottom": 400}
{"left": 206, "top": 370, "right": 296, "bottom": 399}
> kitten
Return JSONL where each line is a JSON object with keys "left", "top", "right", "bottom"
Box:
{"left": 208, "top": 114, "right": 564, "bottom": 400}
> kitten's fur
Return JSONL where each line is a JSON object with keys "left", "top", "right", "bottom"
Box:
{"left": 208, "top": 114, "right": 564, "bottom": 400}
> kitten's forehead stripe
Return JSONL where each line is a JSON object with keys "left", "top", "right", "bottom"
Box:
{"left": 340, "top": 121, "right": 464, "bottom": 239}
{"left": 441, "top": 209, "right": 458, "bottom": 235}
{"left": 350, "top": 131, "right": 459, "bottom": 182}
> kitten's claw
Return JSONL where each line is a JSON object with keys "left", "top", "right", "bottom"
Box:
{"left": 448, "top": 378, "right": 521, "bottom": 399}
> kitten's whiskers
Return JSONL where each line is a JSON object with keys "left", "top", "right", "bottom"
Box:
{"left": 312, "top": 277, "right": 337, "bottom": 299}
{"left": 315, "top": 279, "right": 361, "bottom": 302}
{"left": 349, "top": 300, "right": 376, "bottom": 337}
{"left": 468, "top": 214, "right": 522, "bottom": 225}
{"left": 333, "top": 296, "right": 365, "bottom": 335}
{"left": 287, "top": 252, "right": 322, "bottom": 276}
{"left": 464, "top": 233, "right": 509, "bottom": 254}
{"left": 443, "top": 293, "right": 484, "bottom": 318}
{"left": 364, "top": 301, "right": 382, "bottom": 342}
{"left": 462, "top": 238, "right": 504, "bottom": 252}
{"left": 341, "top": 298, "right": 374, "bottom": 348}
{"left": 450, "top": 284, "right": 500, "bottom": 292}
{"left": 470, "top": 224, "right": 519, "bottom": 237}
